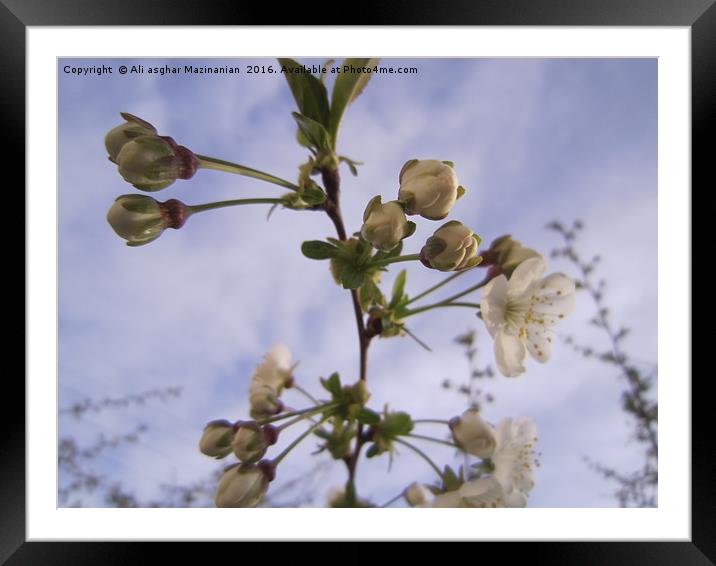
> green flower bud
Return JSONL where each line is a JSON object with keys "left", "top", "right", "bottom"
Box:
{"left": 198, "top": 419, "right": 236, "bottom": 459}
{"left": 115, "top": 135, "right": 198, "bottom": 191}
{"left": 483, "top": 235, "right": 542, "bottom": 278}
{"left": 214, "top": 462, "right": 273, "bottom": 508}
{"left": 360, "top": 196, "right": 414, "bottom": 251}
{"left": 420, "top": 221, "right": 483, "bottom": 271}
{"left": 106, "top": 194, "right": 190, "bottom": 247}
{"left": 104, "top": 112, "right": 157, "bottom": 163}
{"left": 398, "top": 159, "right": 461, "bottom": 220}
{"left": 232, "top": 422, "right": 278, "bottom": 463}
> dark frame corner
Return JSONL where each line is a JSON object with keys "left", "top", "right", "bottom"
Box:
{"left": 7, "top": 0, "right": 705, "bottom": 563}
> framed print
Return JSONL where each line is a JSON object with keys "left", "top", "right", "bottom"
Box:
{"left": 10, "top": 0, "right": 705, "bottom": 561}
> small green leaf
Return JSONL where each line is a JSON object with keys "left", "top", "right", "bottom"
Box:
{"left": 301, "top": 240, "right": 338, "bottom": 260}
{"left": 340, "top": 264, "right": 366, "bottom": 289}
{"left": 380, "top": 411, "right": 414, "bottom": 437}
{"left": 277, "top": 58, "right": 330, "bottom": 127}
{"left": 292, "top": 112, "right": 331, "bottom": 150}
{"left": 357, "top": 408, "right": 381, "bottom": 426}
{"left": 403, "top": 221, "right": 417, "bottom": 239}
{"left": 456, "top": 185, "right": 466, "bottom": 199}
{"left": 391, "top": 270, "right": 407, "bottom": 304}
{"left": 442, "top": 160, "right": 454, "bottom": 168}
{"left": 329, "top": 58, "right": 380, "bottom": 144}
{"left": 365, "top": 444, "right": 380, "bottom": 458}
{"left": 442, "top": 466, "right": 462, "bottom": 491}
{"left": 320, "top": 372, "right": 342, "bottom": 397}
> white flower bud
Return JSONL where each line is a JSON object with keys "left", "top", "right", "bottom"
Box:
{"left": 404, "top": 482, "right": 433, "bottom": 507}
{"left": 486, "top": 235, "right": 542, "bottom": 278}
{"left": 232, "top": 422, "right": 278, "bottom": 463}
{"left": 214, "top": 463, "right": 271, "bottom": 508}
{"left": 105, "top": 113, "right": 157, "bottom": 162}
{"left": 198, "top": 419, "right": 235, "bottom": 459}
{"left": 398, "top": 159, "right": 461, "bottom": 220}
{"left": 360, "top": 196, "right": 414, "bottom": 251}
{"left": 450, "top": 409, "right": 497, "bottom": 459}
{"left": 248, "top": 344, "right": 294, "bottom": 420}
{"left": 420, "top": 221, "right": 482, "bottom": 271}
{"left": 248, "top": 385, "right": 283, "bottom": 421}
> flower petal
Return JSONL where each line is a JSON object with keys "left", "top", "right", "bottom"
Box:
{"left": 494, "top": 328, "right": 527, "bottom": 377}
{"left": 507, "top": 257, "right": 546, "bottom": 297}
{"left": 480, "top": 275, "right": 508, "bottom": 338}
{"left": 529, "top": 273, "right": 576, "bottom": 319}
{"left": 524, "top": 325, "right": 552, "bottom": 363}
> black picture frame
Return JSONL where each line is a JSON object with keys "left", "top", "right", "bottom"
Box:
{"left": 7, "top": 0, "right": 703, "bottom": 561}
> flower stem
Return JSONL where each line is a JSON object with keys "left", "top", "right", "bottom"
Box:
{"left": 402, "top": 279, "right": 490, "bottom": 318}
{"left": 195, "top": 154, "right": 301, "bottom": 191}
{"left": 413, "top": 419, "right": 451, "bottom": 426}
{"left": 187, "top": 198, "right": 283, "bottom": 214}
{"left": 371, "top": 253, "right": 421, "bottom": 267}
{"left": 291, "top": 384, "right": 321, "bottom": 405}
{"left": 394, "top": 438, "right": 444, "bottom": 479}
{"left": 257, "top": 403, "right": 336, "bottom": 425}
{"left": 405, "top": 433, "right": 458, "bottom": 449}
{"left": 271, "top": 416, "right": 332, "bottom": 465}
{"left": 405, "top": 268, "right": 474, "bottom": 306}
{"left": 380, "top": 491, "right": 405, "bottom": 508}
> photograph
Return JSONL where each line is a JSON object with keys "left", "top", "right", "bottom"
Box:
{"left": 57, "top": 56, "right": 658, "bottom": 510}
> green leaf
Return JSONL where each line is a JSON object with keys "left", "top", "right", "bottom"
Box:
{"left": 403, "top": 221, "right": 417, "bottom": 239}
{"left": 320, "top": 372, "right": 342, "bottom": 397}
{"left": 301, "top": 240, "right": 338, "bottom": 260}
{"left": 357, "top": 408, "right": 381, "bottom": 426}
{"left": 292, "top": 112, "right": 331, "bottom": 150}
{"left": 328, "top": 58, "right": 380, "bottom": 144}
{"left": 380, "top": 411, "right": 414, "bottom": 437}
{"left": 391, "top": 270, "right": 407, "bottom": 305}
{"left": 277, "top": 58, "right": 330, "bottom": 127}
{"left": 340, "top": 263, "right": 366, "bottom": 289}
{"left": 442, "top": 160, "right": 454, "bottom": 168}
{"left": 365, "top": 444, "right": 380, "bottom": 458}
{"left": 456, "top": 185, "right": 466, "bottom": 199}
{"left": 358, "top": 276, "right": 384, "bottom": 312}
{"left": 442, "top": 466, "right": 462, "bottom": 491}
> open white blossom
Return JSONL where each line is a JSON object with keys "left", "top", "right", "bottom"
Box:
{"left": 491, "top": 417, "right": 538, "bottom": 500}
{"left": 420, "top": 477, "right": 526, "bottom": 508}
{"left": 248, "top": 343, "right": 294, "bottom": 420}
{"left": 480, "top": 256, "right": 575, "bottom": 377}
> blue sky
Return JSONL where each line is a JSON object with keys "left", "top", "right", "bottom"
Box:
{"left": 58, "top": 57, "right": 657, "bottom": 507}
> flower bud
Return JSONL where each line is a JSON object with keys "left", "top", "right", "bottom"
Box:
{"left": 249, "top": 385, "right": 284, "bottom": 421}
{"left": 398, "top": 159, "right": 462, "bottom": 220}
{"left": 483, "top": 235, "right": 542, "bottom": 278}
{"left": 198, "top": 419, "right": 235, "bottom": 459}
{"left": 450, "top": 409, "right": 497, "bottom": 459}
{"left": 106, "top": 194, "right": 190, "bottom": 246}
{"left": 115, "top": 135, "right": 198, "bottom": 191}
{"left": 420, "top": 221, "right": 482, "bottom": 271}
{"left": 360, "top": 196, "right": 415, "bottom": 251}
{"left": 232, "top": 422, "right": 278, "bottom": 463}
{"left": 105, "top": 113, "right": 157, "bottom": 163}
{"left": 404, "top": 482, "right": 433, "bottom": 507}
{"left": 214, "top": 463, "right": 272, "bottom": 508}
